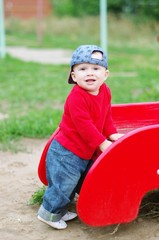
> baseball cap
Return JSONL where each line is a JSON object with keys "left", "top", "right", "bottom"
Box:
{"left": 68, "top": 45, "right": 108, "bottom": 84}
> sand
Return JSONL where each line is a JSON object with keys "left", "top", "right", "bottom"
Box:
{"left": 1, "top": 138, "right": 159, "bottom": 240}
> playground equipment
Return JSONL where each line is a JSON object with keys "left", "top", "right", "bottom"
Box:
{"left": 38, "top": 101, "right": 159, "bottom": 227}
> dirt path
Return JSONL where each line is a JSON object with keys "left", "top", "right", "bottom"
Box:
{"left": 0, "top": 138, "right": 159, "bottom": 240}
{"left": 6, "top": 47, "right": 72, "bottom": 64}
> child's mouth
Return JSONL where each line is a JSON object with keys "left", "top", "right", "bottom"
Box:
{"left": 86, "top": 79, "right": 96, "bottom": 83}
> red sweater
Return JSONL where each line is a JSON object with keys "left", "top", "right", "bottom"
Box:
{"left": 55, "top": 84, "right": 117, "bottom": 160}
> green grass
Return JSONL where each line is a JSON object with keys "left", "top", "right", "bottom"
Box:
{"left": 28, "top": 186, "right": 46, "bottom": 205}
{"left": 0, "top": 56, "right": 72, "bottom": 149}
{"left": 5, "top": 16, "right": 100, "bottom": 48}
{"left": 0, "top": 14, "right": 159, "bottom": 149}
{"left": 5, "top": 14, "right": 159, "bottom": 49}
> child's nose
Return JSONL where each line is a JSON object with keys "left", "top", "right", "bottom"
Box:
{"left": 87, "top": 69, "right": 93, "bottom": 75}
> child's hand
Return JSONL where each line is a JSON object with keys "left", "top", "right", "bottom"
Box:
{"left": 108, "top": 133, "right": 124, "bottom": 142}
{"left": 99, "top": 139, "right": 112, "bottom": 152}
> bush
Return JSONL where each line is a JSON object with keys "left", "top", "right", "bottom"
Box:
{"left": 50, "top": 0, "right": 159, "bottom": 20}
{"left": 51, "top": 0, "right": 74, "bottom": 16}
{"left": 52, "top": 0, "right": 99, "bottom": 16}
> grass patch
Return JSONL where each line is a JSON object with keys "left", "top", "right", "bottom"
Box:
{"left": 5, "top": 14, "right": 159, "bottom": 49}
{"left": 28, "top": 186, "right": 46, "bottom": 205}
{"left": 0, "top": 56, "right": 69, "bottom": 149}
{"left": 0, "top": 109, "right": 61, "bottom": 140}
{"left": 5, "top": 16, "right": 100, "bottom": 48}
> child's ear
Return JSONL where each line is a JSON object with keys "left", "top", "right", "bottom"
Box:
{"left": 105, "top": 70, "right": 109, "bottom": 78}
{"left": 71, "top": 72, "right": 77, "bottom": 83}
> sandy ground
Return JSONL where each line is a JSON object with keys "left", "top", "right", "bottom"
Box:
{"left": 0, "top": 138, "right": 159, "bottom": 240}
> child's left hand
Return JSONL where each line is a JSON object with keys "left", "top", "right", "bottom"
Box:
{"left": 108, "top": 133, "right": 124, "bottom": 142}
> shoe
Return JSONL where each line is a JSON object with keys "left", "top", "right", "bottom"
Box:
{"left": 61, "top": 211, "right": 77, "bottom": 221}
{"left": 37, "top": 215, "right": 67, "bottom": 230}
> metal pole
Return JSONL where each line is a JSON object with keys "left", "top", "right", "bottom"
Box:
{"left": 0, "top": 0, "right": 6, "bottom": 58}
{"left": 37, "top": 0, "right": 43, "bottom": 45}
{"left": 100, "top": 0, "right": 107, "bottom": 54}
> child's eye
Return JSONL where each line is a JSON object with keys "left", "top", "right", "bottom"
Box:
{"left": 80, "top": 67, "right": 86, "bottom": 71}
{"left": 94, "top": 67, "right": 99, "bottom": 70}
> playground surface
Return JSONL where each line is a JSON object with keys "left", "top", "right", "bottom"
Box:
{"left": 1, "top": 138, "right": 159, "bottom": 240}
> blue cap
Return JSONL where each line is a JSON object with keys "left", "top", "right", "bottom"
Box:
{"left": 68, "top": 45, "right": 108, "bottom": 84}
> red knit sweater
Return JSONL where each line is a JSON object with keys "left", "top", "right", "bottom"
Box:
{"left": 55, "top": 83, "right": 117, "bottom": 160}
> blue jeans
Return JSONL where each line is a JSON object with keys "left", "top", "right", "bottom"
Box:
{"left": 38, "top": 139, "right": 90, "bottom": 222}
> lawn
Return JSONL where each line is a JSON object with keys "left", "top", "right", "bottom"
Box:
{"left": 0, "top": 14, "right": 158, "bottom": 150}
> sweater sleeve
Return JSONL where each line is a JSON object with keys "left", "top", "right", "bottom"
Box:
{"left": 103, "top": 104, "right": 117, "bottom": 137}
{"left": 102, "top": 87, "right": 117, "bottom": 137}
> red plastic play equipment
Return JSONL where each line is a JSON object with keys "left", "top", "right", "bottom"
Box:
{"left": 38, "top": 101, "right": 159, "bottom": 226}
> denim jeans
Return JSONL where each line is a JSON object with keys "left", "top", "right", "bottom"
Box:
{"left": 38, "top": 139, "right": 90, "bottom": 222}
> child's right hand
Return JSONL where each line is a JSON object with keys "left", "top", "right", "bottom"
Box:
{"left": 99, "top": 139, "right": 112, "bottom": 152}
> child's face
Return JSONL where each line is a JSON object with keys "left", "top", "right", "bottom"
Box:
{"left": 71, "top": 63, "right": 109, "bottom": 95}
